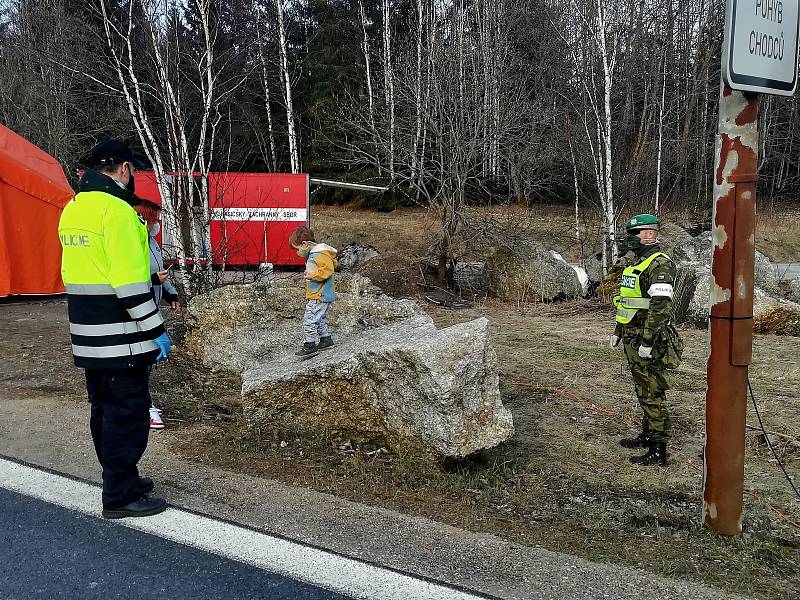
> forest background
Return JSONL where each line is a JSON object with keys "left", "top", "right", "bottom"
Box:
{"left": 1, "top": 0, "right": 798, "bottom": 274}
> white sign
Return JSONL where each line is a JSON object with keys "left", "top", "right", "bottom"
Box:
{"left": 210, "top": 207, "right": 308, "bottom": 222}
{"left": 723, "top": 0, "right": 800, "bottom": 95}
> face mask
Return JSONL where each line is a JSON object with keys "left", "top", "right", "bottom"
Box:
{"left": 297, "top": 247, "right": 310, "bottom": 258}
{"left": 150, "top": 222, "right": 161, "bottom": 237}
{"left": 626, "top": 234, "right": 644, "bottom": 253}
{"left": 126, "top": 166, "right": 136, "bottom": 195}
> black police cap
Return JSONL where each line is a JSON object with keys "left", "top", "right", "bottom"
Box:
{"left": 90, "top": 139, "right": 147, "bottom": 170}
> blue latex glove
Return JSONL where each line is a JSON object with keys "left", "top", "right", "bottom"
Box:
{"left": 155, "top": 333, "right": 172, "bottom": 363}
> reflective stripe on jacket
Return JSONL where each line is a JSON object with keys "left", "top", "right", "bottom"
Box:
{"left": 59, "top": 174, "right": 164, "bottom": 369}
{"left": 613, "top": 252, "right": 668, "bottom": 325}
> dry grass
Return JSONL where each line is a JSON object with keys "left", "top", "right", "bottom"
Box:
{"left": 757, "top": 209, "right": 800, "bottom": 263}
{"left": 162, "top": 205, "right": 800, "bottom": 600}
{"left": 312, "top": 203, "right": 800, "bottom": 269}
{"left": 754, "top": 307, "right": 800, "bottom": 336}
{"left": 310, "top": 206, "right": 437, "bottom": 297}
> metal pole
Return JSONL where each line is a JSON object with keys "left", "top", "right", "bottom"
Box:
{"left": 308, "top": 178, "right": 389, "bottom": 193}
{"left": 703, "top": 84, "right": 759, "bottom": 536}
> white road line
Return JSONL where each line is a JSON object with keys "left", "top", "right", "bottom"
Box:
{"left": 0, "top": 458, "right": 485, "bottom": 600}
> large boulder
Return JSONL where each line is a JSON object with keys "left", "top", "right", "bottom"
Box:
{"left": 485, "top": 240, "right": 583, "bottom": 302}
{"left": 676, "top": 261, "right": 800, "bottom": 332}
{"left": 658, "top": 223, "right": 709, "bottom": 263}
{"left": 659, "top": 224, "right": 782, "bottom": 295}
{"left": 336, "top": 242, "right": 381, "bottom": 272}
{"left": 185, "top": 274, "right": 514, "bottom": 458}
{"left": 241, "top": 316, "right": 514, "bottom": 459}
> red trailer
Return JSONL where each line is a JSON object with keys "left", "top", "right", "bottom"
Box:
{"left": 135, "top": 172, "right": 308, "bottom": 267}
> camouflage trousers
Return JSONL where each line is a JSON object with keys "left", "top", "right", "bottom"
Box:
{"left": 622, "top": 339, "right": 672, "bottom": 443}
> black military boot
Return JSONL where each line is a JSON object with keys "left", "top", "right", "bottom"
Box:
{"left": 620, "top": 431, "right": 650, "bottom": 449}
{"left": 317, "top": 336, "right": 334, "bottom": 350}
{"left": 630, "top": 442, "right": 667, "bottom": 466}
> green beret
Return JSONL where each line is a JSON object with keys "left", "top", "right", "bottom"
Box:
{"left": 625, "top": 214, "right": 659, "bottom": 231}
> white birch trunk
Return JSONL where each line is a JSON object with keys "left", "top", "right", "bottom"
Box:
{"left": 358, "top": 0, "right": 376, "bottom": 136}
{"left": 194, "top": 0, "right": 215, "bottom": 270}
{"left": 568, "top": 134, "right": 582, "bottom": 265}
{"left": 275, "top": 0, "right": 300, "bottom": 173}
{"left": 256, "top": 10, "right": 278, "bottom": 172}
{"left": 596, "top": 0, "right": 617, "bottom": 263}
{"left": 98, "top": 0, "right": 190, "bottom": 286}
{"left": 411, "top": 0, "right": 424, "bottom": 178}
{"left": 382, "top": 0, "right": 395, "bottom": 180}
{"left": 654, "top": 48, "right": 667, "bottom": 213}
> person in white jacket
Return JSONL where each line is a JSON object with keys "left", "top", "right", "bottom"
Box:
{"left": 135, "top": 199, "right": 181, "bottom": 429}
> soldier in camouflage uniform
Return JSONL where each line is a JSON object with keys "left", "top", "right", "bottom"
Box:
{"left": 611, "top": 214, "right": 682, "bottom": 466}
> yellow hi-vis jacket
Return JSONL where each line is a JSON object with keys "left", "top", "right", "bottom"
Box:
{"left": 58, "top": 172, "right": 164, "bottom": 369}
{"left": 613, "top": 252, "right": 668, "bottom": 325}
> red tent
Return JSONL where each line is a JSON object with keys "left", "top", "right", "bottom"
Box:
{"left": 0, "top": 124, "right": 74, "bottom": 296}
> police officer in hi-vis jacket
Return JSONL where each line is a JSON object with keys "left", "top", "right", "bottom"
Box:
{"left": 611, "top": 214, "right": 683, "bottom": 467}
{"left": 59, "top": 139, "right": 171, "bottom": 518}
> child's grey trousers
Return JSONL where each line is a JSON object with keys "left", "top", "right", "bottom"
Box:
{"left": 303, "top": 300, "right": 331, "bottom": 344}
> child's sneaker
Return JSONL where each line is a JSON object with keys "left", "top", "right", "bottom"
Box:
{"left": 295, "top": 342, "right": 320, "bottom": 358}
{"left": 317, "top": 336, "right": 334, "bottom": 350}
{"left": 149, "top": 406, "right": 165, "bottom": 430}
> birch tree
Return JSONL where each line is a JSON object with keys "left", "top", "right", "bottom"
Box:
{"left": 381, "top": 0, "right": 395, "bottom": 180}
{"left": 273, "top": 0, "right": 301, "bottom": 173}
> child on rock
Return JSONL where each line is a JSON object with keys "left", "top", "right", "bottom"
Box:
{"left": 289, "top": 226, "right": 338, "bottom": 358}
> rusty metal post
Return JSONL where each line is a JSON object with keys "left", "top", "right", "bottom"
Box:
{"left": 703, "top": 84, "right": 759, "bottom": 536}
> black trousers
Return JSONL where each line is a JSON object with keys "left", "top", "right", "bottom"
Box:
{"left": 85, "top": 367, "right": 151, "bottom": 509}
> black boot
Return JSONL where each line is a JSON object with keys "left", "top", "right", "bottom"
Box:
{"left": 102, "top": 496, "right": 168, "bottom": 519}
{"left": 138, "top": 477, "right": 154, "bottom": 495}
{"left": 295, "top": 342, "right": 319, "bottom": 358}
{"left": 620, "top": 431, "right": 650, "bottom": 449}
{"left": 317, "top": 336, "right": 334, "bottom": 350}
{"left": 630, "top": 442, "right": 667, "bottom": 466}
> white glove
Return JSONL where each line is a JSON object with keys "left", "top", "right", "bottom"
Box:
{"left": 609, "top": 334, "right": 621, "bottom": 349}
{"left": 638, "top": 345, "right": 653, "bottom": 359}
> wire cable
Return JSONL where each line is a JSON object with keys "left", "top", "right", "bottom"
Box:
{"left": 748, "top": 378, "right": 800, "bottom": 501}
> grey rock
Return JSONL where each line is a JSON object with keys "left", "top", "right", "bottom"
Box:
{"left": 754, "top": 251, "right": 782, "bottom": 295}
{"left": 676, "top": 260, "right": 800, "bottom": 329}
{"left": 186, "top": 275, "right": 514, "bottom": 458}
{"left": 676, "top": 262, "right": 710, "bottom": 326}
{"left": 241, "top": 316, "right": 513, "bottom": 459}
{"left": 185, "top": 273, "right": 424, "bottom": 372}
{"left": 336, "top": 242, "right": 381, "bottom": 271}
{"left": 788, "top": 279, "right": 800, "bottom": 303}
{"left": 658, "top": 223, "right": 709, "bottom": 263}
{"left": 774, "top": 263, "right": 800, "bottom": 282}
{"left": 659, "top": 224, "right": 781, "bottom": 294}
{"left": 452, "top": 260, "right": 489, "bottom": 296}
{"left": 485, "top": 240, "right": 583, "bottom": 302}
{"left": 583, "top": 253, "right": 604, "bottom": 284}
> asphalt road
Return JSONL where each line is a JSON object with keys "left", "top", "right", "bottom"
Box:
{"left": 0, "top": 487, "right": 348, "bottom": 600}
